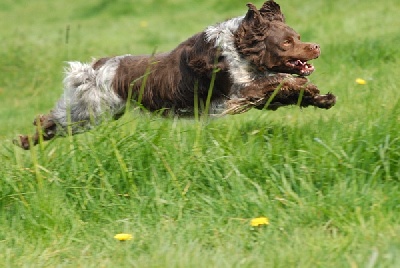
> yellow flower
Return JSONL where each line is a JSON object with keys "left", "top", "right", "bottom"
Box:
{"left": 140, "top": 21, "right": 148, "bottom": 28}
{"left": 355, "top": 78, "right": 366, "bottom": 85}
{"left": 250, "top": 217, "right": 269, "bottom": 227}
{"left": 114, "top": 233, "right": 133, "bottom": 241}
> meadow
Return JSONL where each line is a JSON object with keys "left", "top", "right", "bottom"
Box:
{"left": 0, "top": 0, "right": 399, "bottom": 267}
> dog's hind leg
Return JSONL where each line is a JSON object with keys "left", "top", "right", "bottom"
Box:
{"left": 15, "top": 59, "right": 126, "bottom": 150}
{"left": 14, "top": 114, "right": 57, "bottom": 150}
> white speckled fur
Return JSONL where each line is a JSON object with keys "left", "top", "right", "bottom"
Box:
{"left": 205, "top": 16, "right": 252, "bottom": 86}
{"left": 52, "top": 56, "right": 129, "bottom": 132}
{"left": 205, "top": 17, "right": 274, "bottom": 100}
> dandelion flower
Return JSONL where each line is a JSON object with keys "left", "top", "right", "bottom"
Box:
{"left": 355, "top": 78, "right": 366, "bottom": 85}
{"left": 114, "top": 233, "right": 133, "bottom": 241}
{"left": 140, "top": 21, "right": 148, "bottom": 28}
{"left": 250, "top": 217, "right": 269, "bottom": 227}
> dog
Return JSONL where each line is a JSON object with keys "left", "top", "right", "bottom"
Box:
{"left": 15, "top": 0, "right": 336, "bottom": 150}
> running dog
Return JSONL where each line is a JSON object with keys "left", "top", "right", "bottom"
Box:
{"left": 15, "top": 0, "right": 335, "bottom": 149}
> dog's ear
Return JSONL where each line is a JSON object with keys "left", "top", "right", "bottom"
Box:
{"left": 260, "top": 0, "right": 285, "bottom": 22}
{"left": 236, "top": 3, "right": 270, "bottom": 69}
{"left": 244, "top": 3, "right": 264, "bottom": 25}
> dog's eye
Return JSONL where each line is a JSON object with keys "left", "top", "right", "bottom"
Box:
{"left": 283, "top": 40, "right": 292, "bottom": 46}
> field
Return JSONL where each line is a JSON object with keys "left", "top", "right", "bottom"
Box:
{"left": 1, "top": 0, "right": 399, "bottom": 267}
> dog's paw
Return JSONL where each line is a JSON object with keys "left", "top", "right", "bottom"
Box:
{"left": 13, "top": 135, "right": 31, "bottom": 150}
{"left": 313, "top": 93, "right": 336, "bottom": 109}
{"left": 32, "top": 114, "right": 45, "bottom": 126}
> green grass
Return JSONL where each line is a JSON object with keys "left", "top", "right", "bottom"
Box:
{"left": 1, "top": 0, "right": 400, "bottom": 267}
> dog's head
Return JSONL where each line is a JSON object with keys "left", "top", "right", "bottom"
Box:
{"left": 235, "top": 0, "right": 320, "bottom": 76}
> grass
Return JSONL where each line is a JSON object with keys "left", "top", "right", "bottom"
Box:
{"left": 1, "top": 0, "right": 400, "bottom": 267}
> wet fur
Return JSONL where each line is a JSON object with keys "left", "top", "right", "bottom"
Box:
{"left": 16, "top": 1, "right": 336, "bottom": 149}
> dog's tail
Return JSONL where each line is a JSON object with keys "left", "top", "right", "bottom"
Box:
{"left": 52, "top": 59, "right": 125, "bottom": 132}
{"left": 63, "top": 61, "right": 97, "bottom": 92}
{"left": 50, "top": 61, "right": 99, "bottom": 131}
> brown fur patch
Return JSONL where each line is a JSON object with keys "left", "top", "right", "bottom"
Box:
{"left": 112, "top": 33, "right": 232, "bottom": 112}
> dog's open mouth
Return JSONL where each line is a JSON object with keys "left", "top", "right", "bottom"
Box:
{"left": 286, "top": 60, "right": 315, "bottom": 76}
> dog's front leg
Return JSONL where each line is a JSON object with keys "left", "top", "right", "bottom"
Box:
{"left": 237, "top": 75, "right": 336, "bottom": 111}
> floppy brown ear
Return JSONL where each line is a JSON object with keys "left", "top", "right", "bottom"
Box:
{"left": 259, "top": 0, "right": 285, "bottom": 22}
{"left": 244, "top": 3, "right": 263, "bottom": 25}
{"left": 235, "top": 3, "right": 271, "bottom": 69}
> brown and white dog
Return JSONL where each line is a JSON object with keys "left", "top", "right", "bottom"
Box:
{"left": 16, "top": 0, "right": 335, "bottom": 149}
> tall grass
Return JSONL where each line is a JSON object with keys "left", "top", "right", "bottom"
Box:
{"left": 1, "top": 0, "right": 399, "bottom": 267}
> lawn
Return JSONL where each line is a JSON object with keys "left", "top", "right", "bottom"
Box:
{"left": 0, "top": 0, "right": 399, "bottom": 267}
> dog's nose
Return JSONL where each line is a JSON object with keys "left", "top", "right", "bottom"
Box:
{"left": 310, "top": 44, "right": 320, "bottom": 51}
